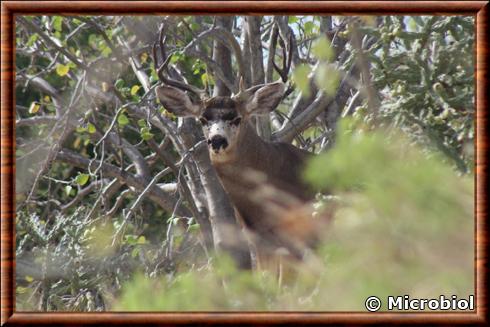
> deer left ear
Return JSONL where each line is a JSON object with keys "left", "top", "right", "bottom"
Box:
{"left": 244, "top": 82, "right": 285, "bottom": 115}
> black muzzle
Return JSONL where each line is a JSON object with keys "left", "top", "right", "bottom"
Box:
{"left": 209, "top": 136, "right": 229, "bottom": 151}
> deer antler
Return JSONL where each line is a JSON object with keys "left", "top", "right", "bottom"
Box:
{"left": 271, "top": 25, "right": 293, "bottom": 83}
{"left": 232, "top": 77, "right": 272, "bottom": 103}
{"left": 152, "top": 24, "right": 207, "bottom": 99}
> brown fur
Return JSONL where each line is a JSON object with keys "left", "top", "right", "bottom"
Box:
{"left": 156, "top": 83, "right": 321, "bottom": 264}
{"left": 212, "top": 123, "right": 316, "bottom": 259}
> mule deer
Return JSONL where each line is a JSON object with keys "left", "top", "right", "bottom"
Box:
{"left": 156, "top": 81, "right": 319, "bottom": 260}
{"left": 153, "top": 26, "right": 321, "bottom": 268}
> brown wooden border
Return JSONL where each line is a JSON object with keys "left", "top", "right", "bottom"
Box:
{"left": 1, "top": 1, "right": 488, "bottom": 325}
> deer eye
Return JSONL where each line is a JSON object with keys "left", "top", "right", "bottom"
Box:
{"left": 199, "top": 117, "right": 208, "bottom": 125}
{"left": 230, "top": 117, "right": 241, "bottom": 126}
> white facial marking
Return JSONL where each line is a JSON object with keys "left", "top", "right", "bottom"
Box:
{"left": 201, "top": 111, "right": 241, "bottom": 162}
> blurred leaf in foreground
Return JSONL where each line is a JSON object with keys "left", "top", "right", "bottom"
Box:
{"left": 115, "top": 120, "right": 473, "bottom": 311}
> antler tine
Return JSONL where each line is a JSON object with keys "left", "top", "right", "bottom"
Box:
{"left": 272, "top": 25, "right": 294, "bottom": 83}
{"left": 286, "top": 32, "right": 293, "bottom": 77}
{"left": 153, "top": 23, "right": 207, "bottom": 98}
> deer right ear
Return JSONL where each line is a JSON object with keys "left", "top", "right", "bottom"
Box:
{"left": 242, "top": 82, "right": 285, "bottom": 116}
{"left": 155, "top": 85, "right": 201, "bottom": 117}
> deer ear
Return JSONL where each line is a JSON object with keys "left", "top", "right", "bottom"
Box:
{"left": 155, "top": 85, "right": 201, "bottom": 117}
{"left": 244, "top": 82, "right": 285, "bottom": 115}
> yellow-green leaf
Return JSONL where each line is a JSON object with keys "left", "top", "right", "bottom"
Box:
{"left": 292, "top": 64, "right": 312, "bottom": 98}
{"left": 312, "top": 36, "right": 334, "bottom": 62}
{"left": 75, "top": 173, "right": 89, "bottom": 186}
{"left": 131, "top": 248, "right": 140, "bottom": 258}
{"left": 137, "top": 119, "right": 147, "bottom": 128}
{"left": 201, "top": 73, "right": 209, "bottom": 86}
{"left": 43, "top": 95, "right": 51, "bottom": 103}
{"left": 141, "top": 132, "right": 154, "bottom": 141}
{"left": 87, "top": 122, "right": 96, "bottom": 134}
{"left": 56, "top": 64, "right": 70, "bottom": 77}
{"left": 101, "top": 46, "right": 112, "bottom": 57}
{"left": 136, "top": 236, "right": 146, "bottom": 244}
{"left": 130, "top": 85, "right": 140, "bottom": 96}
{"left": 118, "top": 113, "right": 129, "bottom": 126}
{"left": 314, "top": 63, "right": 340, "bottom": 96}
{"left": 52, "top": 16, "right": 63, "bottom": 32}
{"left": 76, "top": 125, "right": 87, "bottom": 133}
{"left": 16, "top": 286, "right": 27, "bottom": 294}
{"left": 140, "top": 52, "right": 148, "bottom": 63}
{"left": 25, "top": 275, "right": 34, "bottom": 283}
{"left": 304, "top": 21, "right": 315, "bottom": 36}
{"left": 28, "top": 102, "right": 41, "bottom": 114}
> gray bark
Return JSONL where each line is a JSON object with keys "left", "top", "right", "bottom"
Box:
{"left": 212, "top": 17, "right": 234, "bottom": 96}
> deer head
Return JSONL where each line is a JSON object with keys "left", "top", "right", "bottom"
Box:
{"left": 153, "top": 24, "right": 290, "bottom": 162}
{"left": 155, "top": 82, "right": 285, "bottom": 162}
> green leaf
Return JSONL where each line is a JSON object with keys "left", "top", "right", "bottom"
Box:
{"left": 26, "top": 33, "right": 38, "bottom": 47}
{"left": 28, "top": 102, "right": 41, "bottom": 114}
{"left": 124, "top": 234, "right": 138, "bottom": 245}
{"left": 136, "top": 236, "right": 146, "bottom": 244}
{"left": 56, "top": 64, "right": 70, "bottom": 77}
{"left": 101, "top": 46, "right": 112, "bottom": 57}
{"left": 190, "top": 22, "right": 199, "bottom": 31}
{"left": 140, "top": 127, "right": 154, "bottom": 141}
{"left": 408, "top": 17, "right": 417, "bottom": 31}
{"left": 137, "top": 119, "right": 147, "bottom": 128}
{"left": 140, "top": 52, "right": 148, "bottom": 63}
{"left": 25, "top": 275, "right": 34, "bottom": 283}
{"left": 76, "top": 125, "right": 87, "bottom": 133}
{"left": 114, "top": 79, "right": 125, "bottom": 89}
{"left": 314, "top": 63, "right": 340, "bottom": 96}
{"left": 131, "top": 248, "right": 140, "bottom": 258}
{"left": 304, "top": 21, "right": 315, "bottom": 35}
{"left": 201, "top": 73, "right": 209, "bottom": 86}
{"left": 188, "top": 224, "right": 200, "bottom": 232}
{"left": 75, "top": 173, "right": 89, "bottom": 186}
{"left": 65, "top": 185, "right": 73, "bottom": 196}
{"left": 130, "top": 85, "right": 140, "bottom": 96}
{"left": 52, "top": 16, "right": 63, "bottom": 32}
{"left": 141, "top": 132, "right": 154, "bottom": 141}
{"left": 312, "top": 36, "right": 334, "bottom": 62}
{"left": 292, "top": 64, "right": 312, "bottom": 98}
{"left": 117, "top": 113, "right": 129, "bottom": 126}
{"left": 170, "top": 52, "right": 183, "bottom": 64}
{"left": 87, "top": 122, "right": 96, "bottom": 134}
{"left": 88, "top": 34, "right": 97, "bottom": 47}
{"left": 288, "top": 16, "right": 299, "bottom": 24}
{"left": 16, "top": 286, "right": 27, "bottom": 294}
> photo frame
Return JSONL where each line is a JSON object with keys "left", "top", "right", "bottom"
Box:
{"left": 1, "top": 1, "right": 487, "bottom": 325}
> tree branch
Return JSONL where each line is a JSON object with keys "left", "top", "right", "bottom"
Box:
{"left": 55, "top": 149, "right": 189, "bottom": 216}
{"left": 17, "top": 16, "right": 88, "bottom": 71}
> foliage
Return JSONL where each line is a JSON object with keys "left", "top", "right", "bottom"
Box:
{"left": 116, "top": 120, "right": 473, "bottom": 311}
{"left": 15, "top": 15, "right": 474, "bottom": 311}
{"left": 353, "top": 16, "right": 474, "bottom": 172}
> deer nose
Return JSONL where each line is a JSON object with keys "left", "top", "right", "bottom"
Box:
{"left": 209, "top": 135, "right": 228, "bottom": 151}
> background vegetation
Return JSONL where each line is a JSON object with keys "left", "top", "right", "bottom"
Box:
{"left": 15, "top": 15, "right": 474, "bottom": 311}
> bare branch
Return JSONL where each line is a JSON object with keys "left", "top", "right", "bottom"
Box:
{"left": 350, "top": 23, "right": 381, "bottom": 120}
{"left": 55, "top": 149, "right": 188, "bottom": 216}
{"left": 16, "top": 116, "right": 57, "bottom": 128}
